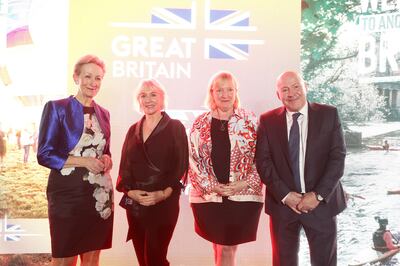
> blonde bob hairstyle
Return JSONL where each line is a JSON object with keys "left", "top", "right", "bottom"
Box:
{"left": 205, "top": 71, "right": 240, "bottom": 110}
{"left": 73, "top": 54, "right": 106, "bottom": 76}
{"left": 134, "top": 78, "right": 168, "bottom": 113}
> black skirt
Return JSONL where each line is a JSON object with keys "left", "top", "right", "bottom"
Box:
{"left": 191, "top": 198, "right": 263, "bottom": 245}
{"left": 47, "top": 168, "right": 113, "bottom": 257}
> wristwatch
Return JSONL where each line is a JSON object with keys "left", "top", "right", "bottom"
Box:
{"left": 315, "top": 192, "right": 324, "bottom": 202}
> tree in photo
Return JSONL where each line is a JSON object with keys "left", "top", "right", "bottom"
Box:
{"left": 301, "top": 0, "right": 388, "bottom": 123}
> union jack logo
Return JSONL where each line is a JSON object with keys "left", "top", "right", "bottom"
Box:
{"left": 0, "top": 215, "right": 40, "bottom": 242}
{"left": 110, "top": 0, "right": 264, "bottom": 60}
{"left": 151, "top": 7, "right": 193, "bottom": 26}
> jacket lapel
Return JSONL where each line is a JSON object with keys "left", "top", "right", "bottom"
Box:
{"left": 276, "top": 107, "right": 292, "bottom": 171}
{"left": 93, "top": 101, "right": 110, "bottom": 140}
{"left": 305, "top": 102, "right": 319, "bottom": 175}
{"left": 138, "top": 112, "right": 171, "bottom": 143}
{"left": 68, "top": 97, "right": 84, "bottom": 152}
{"left": 151, "top": 112, "right": 171, "bottom": 138}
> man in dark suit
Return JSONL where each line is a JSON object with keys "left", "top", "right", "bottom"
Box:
{"left": 256, "top": 71, "right": 346, "bottom": 266}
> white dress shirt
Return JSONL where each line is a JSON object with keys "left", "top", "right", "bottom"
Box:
{"left": 282, "top": 104, "right": 308, "bottom": 203}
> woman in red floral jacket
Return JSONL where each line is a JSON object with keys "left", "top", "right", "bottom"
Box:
{"left": 189, "top": 71, "right": 263, "bottom": 266}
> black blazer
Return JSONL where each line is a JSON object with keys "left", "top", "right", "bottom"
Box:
{"left": 116, "top": 112, "right": 188, "bottom": 194}
{"left": 255, "top": 102, "right": 347, "bottom": 218}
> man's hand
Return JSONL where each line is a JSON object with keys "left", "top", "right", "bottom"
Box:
{"left": 297, "top": 192, "right": 320, "bottom": 213}
{"left": 283, "top": 192, "right": 303, "bottom": 214}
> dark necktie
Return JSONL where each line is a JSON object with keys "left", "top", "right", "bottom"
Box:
{"left": 288, "top": 112, "right": 301, "bottom": 192}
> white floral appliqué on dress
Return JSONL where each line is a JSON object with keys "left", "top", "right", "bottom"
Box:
{"left": 60, "top": 111, "right": 113, "bottom": 220}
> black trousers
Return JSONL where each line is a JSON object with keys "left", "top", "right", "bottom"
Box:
{"left": 269, "top": 210, "right": 337, "bottom": 266}
{"left": 126, "top": 194, "right": 179, "bottom": 266}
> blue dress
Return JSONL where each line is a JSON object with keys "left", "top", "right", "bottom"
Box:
{"left": 38, "top": 98, "right": 113, "bottom": 257}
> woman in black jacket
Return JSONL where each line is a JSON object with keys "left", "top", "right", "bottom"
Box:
{"left": 116, "top": 79, "right": 188, "bottom": 266}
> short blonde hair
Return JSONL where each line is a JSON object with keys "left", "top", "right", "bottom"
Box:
{"left": 74, "top": 54, "right": 106, "bottom": 76}
{"left": 134, "top": 79, "right": 168, "bottom": 113}
{"left": 205, "top": 71, "right": 240, "bottom": 110}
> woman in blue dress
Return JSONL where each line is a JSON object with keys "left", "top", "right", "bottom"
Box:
{"left": 37, "top": 55, "right": 113, "bottom": 266}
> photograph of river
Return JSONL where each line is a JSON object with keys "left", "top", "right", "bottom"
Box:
{"left": 301, "top": 1, "right": 400, "bottom": 264}
{"left": 299, "top": 131, "right": 400, "bottom": 266}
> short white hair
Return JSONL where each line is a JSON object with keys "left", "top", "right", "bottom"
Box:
{"left": 134, "top": 79, "right": 168, "bottom": 113}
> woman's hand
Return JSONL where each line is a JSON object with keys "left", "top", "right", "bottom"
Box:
{"left": 64, "top": 156, "right": 104, "bottom": 174}
{"left": 141, "top": 191, "right": 165, "bottom": 206}
{"left": 99, "top": 154, "right": 113, "bottom": 172}
{"left": 213, "top": 183, "right": 233, "bottom": 196}
{"left": 213, "top": 181, "right": 247, "bottom": 196}
{"left": 127, "top": 190, "right": 149, "bottom": 204}
{"left": 83, "top": 157, "right": 105, "bottom": 174}
{"left": 128, "top": 187, "right": 172, "bottom": 206}
{"left": 227, "top": 180, "right": 248, "bottom": 194}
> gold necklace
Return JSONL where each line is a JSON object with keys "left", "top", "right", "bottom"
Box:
{"left": 216, "top": 109, "right": 231, "bottom": 131}
{"left": 219, "top": 120, "right": 228, "bottom": 131}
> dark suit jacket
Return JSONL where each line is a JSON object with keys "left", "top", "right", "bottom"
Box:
{"left": 256, "top": 102, "right": 346, "bottom": 218}
{"left": 37, "top": 96, "right": 111, "bottom": 170}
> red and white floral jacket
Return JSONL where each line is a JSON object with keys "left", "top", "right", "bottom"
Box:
{"left": 189, "top": 108, "right": 264, "bottom": 203}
